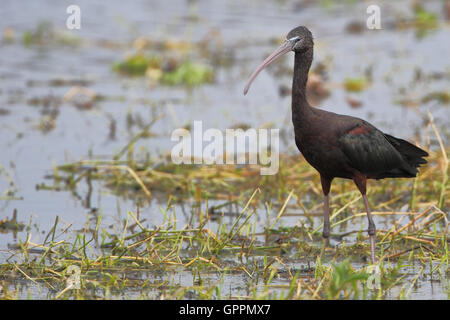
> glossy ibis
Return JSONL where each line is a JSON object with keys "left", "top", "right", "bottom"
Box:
{"left": 244, "top": 26, "right": 428, "bottom": 264}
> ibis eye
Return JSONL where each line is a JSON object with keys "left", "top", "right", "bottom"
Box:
{"left": 293, "top": 38, "right": 305, "bottom": 50}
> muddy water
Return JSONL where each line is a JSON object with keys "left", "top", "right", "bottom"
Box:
{"left": 0, "top": 0, "right": 448, "bottom": 299}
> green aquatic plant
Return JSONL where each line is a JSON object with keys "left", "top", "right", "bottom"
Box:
{"left": 112, "top": 54, "right": 160, "bottom": 77}
{"left": 326, "top": 259, "right": 370, "bottom": 299}
{"left": 161, "top": 61, "right": 214, "bottom": 86}
{"left": 113, "top": 54, "right": 213, "bottom": 86}
{"left": 22, "top": 21, "right": 81, "bottom": 47}
{"left": 413, "top": 6, "right": 438, "bottom": 39}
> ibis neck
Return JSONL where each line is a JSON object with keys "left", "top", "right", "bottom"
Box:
{"left": 292, "top": 49, "right": 313, "bottom": 121}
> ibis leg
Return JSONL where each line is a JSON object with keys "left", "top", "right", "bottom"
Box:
{"left": 319, "top": 194, "right": 330, "bottom": 259}
{"left": 322, "top": 194, "right": 330, "bottom": 243}
{"left": 363, "top": 195, "right": 376, "bottom": 264}
{"left": 320, "top": 176, "right": 332, "bottom": 242}
{"left": 353, "top": 173, "right": 377, "bottom": 264}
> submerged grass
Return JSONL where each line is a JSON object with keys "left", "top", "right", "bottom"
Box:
{"left": 0, "top": 195, "right": 447, "bottom": 299}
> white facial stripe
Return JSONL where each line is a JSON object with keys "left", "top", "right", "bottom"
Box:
{"left": 287, "top": 36, "right": 300, "bottom": 42}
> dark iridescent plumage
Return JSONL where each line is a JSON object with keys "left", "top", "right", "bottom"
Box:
{"left": 294, "top": 108, "right": 428, "bottom": 181}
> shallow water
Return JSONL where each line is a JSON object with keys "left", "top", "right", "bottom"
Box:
{"left": 0, "top": 0, "right": 448, "bottom": 299}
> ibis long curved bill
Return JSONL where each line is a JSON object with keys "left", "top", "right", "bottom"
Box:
{"left": 243, "top": 39, "right": 295, "bottom": 95}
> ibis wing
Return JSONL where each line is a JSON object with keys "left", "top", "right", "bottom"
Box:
{"left": 338, "top": 121, "right": 416, "bottom": 178}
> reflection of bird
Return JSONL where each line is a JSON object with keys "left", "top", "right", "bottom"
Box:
{"left": 244, "top": 26, "right": 428, "bottom": 264}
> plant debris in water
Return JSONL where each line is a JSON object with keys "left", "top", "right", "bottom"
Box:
{"left": 2, "top": 118, "right": 443, "bottom": 299}
{"left": 22, "top": 21, "right": 82, "bottom": 47}
{"left": 0, "top": 180, "right": 447, "bottom": 299}
{"left": 113, "top": 53, "right": 214, "bottom": 86}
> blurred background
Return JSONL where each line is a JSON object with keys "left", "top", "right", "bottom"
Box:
{"left": 0, "top": 0, "right": 448, "bottom": 299}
